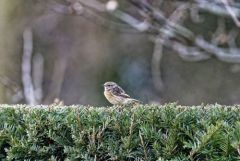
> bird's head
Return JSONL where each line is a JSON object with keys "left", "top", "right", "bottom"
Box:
{"left": 103, "top": 81, "right": 118, "bottom": 91}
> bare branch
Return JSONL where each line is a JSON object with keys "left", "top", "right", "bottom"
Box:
{"left": 46, "top": 0, "right": 141, "bottom": 33}
{"left": 194, "top": 0, "right": 240, "bottom": 18}
{"left": 22, "top": 27, "right": 36, "bottom": 105}
{"left": 46, "top": 0, "right": 240, "bottom": 64}
{"left": 151, "top": 38, "right": 164, "bottom": 91}
{"left": 151, "top": 2, "right": 191, "bottom": 91}
{"left": 220, "top": 0, "right": 240, "bottom": 27}
{"left": 196, "top": 37, "right": 240, "bottom": 63}
{"left": 162, "top": 39, "right": 211, "bottom": 62}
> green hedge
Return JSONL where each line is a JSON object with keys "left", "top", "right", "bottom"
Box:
{"left": 0, "top": 104, "right": 240, "bottom": 160}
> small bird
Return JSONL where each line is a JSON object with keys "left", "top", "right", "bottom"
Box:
{"left": 103, "top": 81, "right": 141, "bottom": 105}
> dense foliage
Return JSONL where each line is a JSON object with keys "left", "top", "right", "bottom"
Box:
{"left": 0, "top": 104, "right": 240, "bottom": 160}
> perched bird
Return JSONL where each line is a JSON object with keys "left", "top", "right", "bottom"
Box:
{"left": 103, "top": 81, "right": 141, "bottom": 105}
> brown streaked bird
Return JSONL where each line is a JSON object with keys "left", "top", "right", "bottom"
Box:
{"left": 103, "top": 81, "right": 141, "bottom": 105}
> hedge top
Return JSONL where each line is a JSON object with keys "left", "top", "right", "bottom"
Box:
{"left": 0, "top": 103, "right": 240, "bottom": 161}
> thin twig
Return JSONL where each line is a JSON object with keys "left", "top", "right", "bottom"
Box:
{"left": 151, "top": 38, "right": 164, "bottom": 92}
{"left": 43, "top": 55, "right": 67, "bottom": 104}
{"left": 33, "top": 53, "right": 44, "bottom": 104}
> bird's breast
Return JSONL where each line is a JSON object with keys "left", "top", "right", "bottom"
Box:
{"left": 104, "top": 90, "right": 121, "bottom": 105}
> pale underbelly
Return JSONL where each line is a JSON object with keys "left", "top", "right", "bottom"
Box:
{"left": 104, "top": 91, "right": 124, "bottom": 105}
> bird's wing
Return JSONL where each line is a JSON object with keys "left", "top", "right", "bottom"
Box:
{"left": 118, "top": 93, "right": 131, "bottom": 98}
{"left": 117, "top": 85, "right": 126, "bottom": 93}
{"left": 112, "top": 86, "right": 130, "bottom": 98}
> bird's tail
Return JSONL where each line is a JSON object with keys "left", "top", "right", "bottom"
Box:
{"left": 127, "top": 98, "right": 142, "bottom": 105}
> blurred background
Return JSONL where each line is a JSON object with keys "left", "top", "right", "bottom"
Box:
{"left": 0, "top": 0, "right": 240, "bottom": 106}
